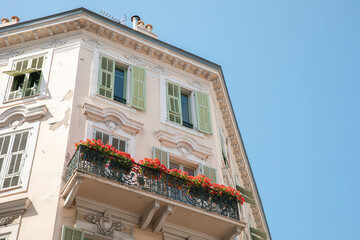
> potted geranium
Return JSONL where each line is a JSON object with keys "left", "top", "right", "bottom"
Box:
{"left": 210, "top": 183, "right": 245, "bottom": 205}
{"left": 75, "top": 139, "right": 135, "bottom": 174}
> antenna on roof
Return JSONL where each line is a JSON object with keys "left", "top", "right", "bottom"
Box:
{"left": 100, "top": 10, "right": 127, "bottom": 25}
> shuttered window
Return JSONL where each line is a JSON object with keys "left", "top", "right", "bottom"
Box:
{"left": 250, "top": 227, "right": 267, "bottom": 240}
{"left": 94, "top": 130, "right": 127, "bottom": 152}
{"left": 0, "top": 131, "right": 29, "bottom": 189}
{"left": 4, "top": 56, "right": 44, "bottom": 101}
{"left": 130, "top": 66, "right": 146, "bottom": 110}
{"left": 61, "top": 226, "right": 84, "bottom": 240}
{"left": 98, "top": 56, "right": 146, "bottom": 109}
{"left": 236, "top": 185, "right": 256, "bottom": 205}
{"left": 152, "top": 147, "right": 169, "bottom": 168}
{"left": 202, "top": 165, "right": 217, "bottom": 183}
{"left": 195, "top": 91, "right": 212, "bottom": 134}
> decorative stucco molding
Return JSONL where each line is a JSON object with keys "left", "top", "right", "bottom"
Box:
{"left": 82, "top": 37, "right": 106, "bottom": 49}
{"left": 0, "top": 50, "right": 24, "bottom": 59}
{"left": 83, "top": 103, "right": 143, "bottom": 134}
{"left": 0, "top": 105, "right": 48, "bottom": 129}
{"left": 186, "top": 79, "right": 209, "bottom": 92}
{"left": 0, "top": 216, "right": 15, "bottom": 226}
{"left": 124, "top": 54, "right": 171, "bottom": 75}
{"left": 85, "top": 211, "right": 125, "bottom": 237}
{"left": 41, "top": 40, "right": 67, "bottom": 49}
{"left": 156, "top": 130, "right": 211, "bottom": 160}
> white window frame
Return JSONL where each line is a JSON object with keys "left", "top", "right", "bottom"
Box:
{"left": 85, "top": 120, "right": 135, "bottom": 157}
{"left": 0, "top": 217, "right": 20, "bottom": 240}
{"left": 1, "top": 50, "right": 53, "bottom": 105}
{"left": 160, "top": 76, "right": 208, "bottom": 138}
{"left": 93, "top": 129, "right": 128, "bottom": 153}
{"left": 89, "top": 50, "right": 136, "bottom": 113}
{"left": 0, "top": 122, "right": 39, "bottom": 196}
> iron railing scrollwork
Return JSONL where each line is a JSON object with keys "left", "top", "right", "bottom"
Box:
{"left": 67, "top": 145, "right": 240, "bottom": 220}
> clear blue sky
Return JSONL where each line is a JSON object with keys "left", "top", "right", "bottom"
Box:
{"left": 1, "top": 1, "right": 359, "bottom": 239}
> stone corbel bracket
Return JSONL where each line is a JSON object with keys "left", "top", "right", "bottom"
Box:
{"left": 156, "top": 130, "right": 212, "bottom": 160}
{"left": 0, "top": 105, "right": 48, "bottom": 129}
{"left": 83, "top": 103, "right": 144, "bottom": 134}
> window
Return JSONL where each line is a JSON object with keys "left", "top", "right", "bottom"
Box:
{"left": 220, "top": 131, "right": 229, "bottom": 167}
{"left": 166, "top": 81, "right": 212, "bottom": 134}
{"left": 4, "top": 56, "right": 44, "bottom": 101}
{"left": 169, "top": 160, "right": 195, "bottom": 176}
{"left": 98, "top": 56, "right": 146, "bottom": 110}
{"left": 94, "top": 130, "right": 127, "bottom": 152}
{"left": 61, "top": 226, "right": 84, "bottom": 240}
{"left": 0, "top": 130, "right": 29, "bottom": 189}
{"left": 152, "top": 147, "right": 216, "bottom": 182}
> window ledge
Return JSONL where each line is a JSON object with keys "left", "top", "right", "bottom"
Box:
{"left": 2, "top": 94, "right": 41, "bottom": 104}
{"left": 94, "top": 94, "right": 137, "bottom": 113}
{"left": 162, "top": 120, "right": 204, "bottom": 138}
{"left": 0, "top": 185, "right": 22, "bottom": 195}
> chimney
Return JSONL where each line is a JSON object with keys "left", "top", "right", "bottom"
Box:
{"left": 130, "top": 15, "right": 158, "bottom": 39}
{"left": 131, "top": 15, "right": 140, "bottom": 30}
{"left": 0, "top": 16, "right": 20, "bottom": 28}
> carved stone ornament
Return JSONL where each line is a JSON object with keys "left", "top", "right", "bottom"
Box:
{"left": 0, "top": 50, "right": 24, "bottom": 59}
{"left": 85, "top": 211, "right": 124, "bottom": 237}
{"left": 82, "top": 38, "right": 106, "bottom": 49}
{"left": 0, "top": 216, "right": 15, "bottom": 226}
{"left": 124, "top": 54, "right": 171, "bottom": 75}
{"left": 177, "top": 146, "right": 190, "bottom": 157}
{"left": 41, "top": 40, "right": 67, "bottom": 49}
{"left": 186, "top": 79, "right": 209, "bottom": 91}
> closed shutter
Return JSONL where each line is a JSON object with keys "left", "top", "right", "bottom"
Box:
{"left": 2, "top": 131, "right": 29, "bottom": 189}
{"left": 167, "top": 82, "right": 182, "bottom": 124}
{"left": 98, "top": 56, "right": 115, "bottom": 99}
{"left": 202, "top": 165, "right": 217, "bottom": 183}
{"left": 61, "top": 226, "right": 84, "bottom": 240}
{"left": 220, "top": 132, "right": 229, "bottom": 167}
{"left": 152, "top": 147, "right": 169, "bottom": 168}
{"left": 195, "top": 91, "right": 212, "bottom": 134}
{"left": 130, "top": 66, "right": 146, "bottom": 110}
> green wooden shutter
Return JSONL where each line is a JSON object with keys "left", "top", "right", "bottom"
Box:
{"left": 61, "top": 226, "right": 84, "bottom": 240}
{"left": 2, "top": 131, "right": 29, "bottom": 189}
{"left": 195, "top": 91, "right": 212, "bottom": 134}
{"left": 203, "top": 165, "right": 217, "bottom": 183}
{"left": 250, "top": 227, "right": 267, "bottom": 240}
{"left": 98, "top": 56, "right": 115, "bottom": 99}
{"left": 130, "top": 66, "right": 146, "bottom": 110}
{"left": 166, "top": 82, "right": 182, "bottom": 124}
{"left": 220, "top": 132, "right": 229, "bottom": 167}
{"left": 152, "top": 147, "right": 169, "bottom": 168}
{"left": 23, "top": 56, "right": 44, "bottom": 97}
{"left": 236, "top": 185, "right": 256, "bottom": 205}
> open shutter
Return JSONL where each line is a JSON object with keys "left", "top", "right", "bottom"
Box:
{"left": 152, "top": 147, "right": 169, "bottom": 168}
{"left": 195, "top": 91, "right": 212, "bottom": 134}
{"left": 250, "top": 227, "right": 267, "bottom": 240}
{"left": 202, "top": 165, "right": 217, "bottom": 183}
{"left": 98, "top": 56, "right": 115, "bottom": 99}
{"left": 61, "top": 226, "right": 84, "bottom": 240}
{"left": 23, "top": 56, "right": 44, "bottom": 97}
{"left": 236, "top": 185, "right": 256, "bottom": 205}
{"left": 130, "top": 66, "right": 146, "bottom": 110}
{"left": 7, "top": 59, "right": 29, "bottom": 101}
{"left": 167, "top": 82, "right": 182, "bottom": 124}
{"left": 2, "top": 131, "right": 29, "bottom": 189}
{"left": 220, "top": 132, "right": 229, "bottom": 167}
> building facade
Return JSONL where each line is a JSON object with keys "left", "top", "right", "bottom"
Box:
{"left": 0, "top": 8, "right": 271, "bottom": 240}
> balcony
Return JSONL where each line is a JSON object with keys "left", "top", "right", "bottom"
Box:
{"left": 63, "top": 145, "right": 245, "bottom": 239}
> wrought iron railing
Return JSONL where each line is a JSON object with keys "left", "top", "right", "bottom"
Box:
{"left": 67, "top": 145, "right": 240, "bottom": 220}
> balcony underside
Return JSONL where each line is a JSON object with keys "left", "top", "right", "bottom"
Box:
{"left": 62, "top": 170, "right": 246, "bottom": 239}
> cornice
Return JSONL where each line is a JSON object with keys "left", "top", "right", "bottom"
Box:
{"left": 0, "top": 197, "right": 31, "bottom": 218}
{"left": 83, "top": 103, "right": 143, "bottom": 134}
{"left": 0, "top": 9, "right": 270, "bottom": 237}
{"left": 156, "top": 130, "right": 212, "bottom": 160}
{"left": 0, "top": 104, "right": 48, "bottom": 129}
